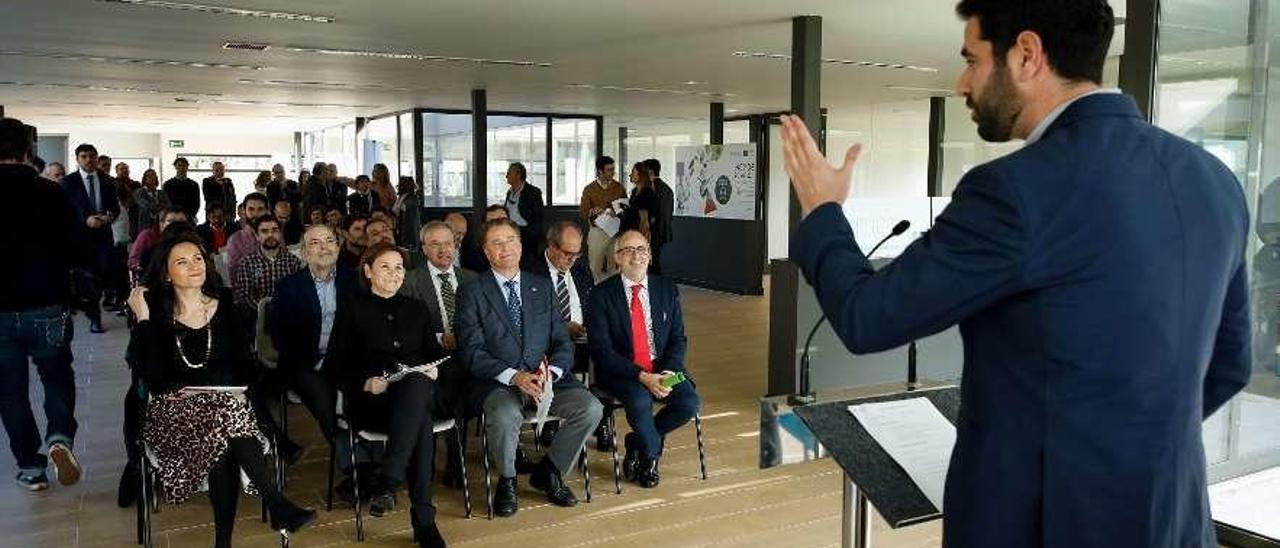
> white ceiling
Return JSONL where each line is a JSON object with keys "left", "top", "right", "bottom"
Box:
{"left": 1, "top": 0, "right": 1138, "bottom": 135}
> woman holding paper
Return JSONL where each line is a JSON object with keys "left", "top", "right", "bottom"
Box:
{"left": 126, "top": 232, "right": 315, "bottom": 547}
{"left": 325, "top": 241, "right": 448, "bottom": 548}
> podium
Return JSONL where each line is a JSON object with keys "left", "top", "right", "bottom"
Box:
{"left": 793, "top": 386, "right": 960, "bottom": 548}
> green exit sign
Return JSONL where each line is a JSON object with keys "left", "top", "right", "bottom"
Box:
{"left": 168, "top": 140, "right": 185, "bottom": 148}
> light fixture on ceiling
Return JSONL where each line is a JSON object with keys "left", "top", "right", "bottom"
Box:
{"left": 96, "top": 0, "right": 335, "bottom": 23}
{"left": 237, "top": 78, "right": 424, "bottom": 93}
{"left": 0, "top": 49, "right": 264, "bottom": 70}
{"left": 0, "top": 80, "right": 222, "bottom": 96}
{"left": 884, "top": 85, "right": 957, "bottom": 96}
{"left": 222, "top": 41, "right": 270, "bottom": 52}
{"left": 732, "top": 51, "right": 938, "bottom": 73}
{"left": 282, "top": 46, "right": 552, "bottom": 68}
{"left": 565, "top": 83, "right": 735, "bottom": 99}
{"left": 211, "top": 99, "right": 383, "bottom": 109}
{"left": 14, "top": 99, "right": 198, "bottom": 110}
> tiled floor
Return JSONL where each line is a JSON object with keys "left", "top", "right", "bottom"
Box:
{"left": 0, "top": 286, "right": 946, "bottom": 548}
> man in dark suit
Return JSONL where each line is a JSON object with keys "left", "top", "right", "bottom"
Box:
{"left": 644, "top": 159, "right": 675, "bottom": 275}
{"left": 268, "top": 224, "right": 361, "bottom": 474}
{"left": 60, "top": 143, "right": 120, "bottom": 333}
{"left": 201, "top": 161, "right": 237, "bottom": 212}
{"left": 501, "top": 163, "right": 544, "bottom": 271}
{"left": 587, "top": 229, "right": 698, "bottom": 488}
{"left": 162, "top": 157, "right": 200, "bottom": 219}
{"left": 456, "top": 219, "right": 603, "bottom": 517}
{"left": 781, "top": 2, "right": 1250, "bottom": 547}
{"left": 302, "top": 162, "right": 348, "bottom": 216}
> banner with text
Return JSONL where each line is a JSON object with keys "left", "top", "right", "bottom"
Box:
{"left": 673, "top": 144, "right": 758, "bottom": 220}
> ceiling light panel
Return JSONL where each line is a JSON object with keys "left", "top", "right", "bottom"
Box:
{"left": 0, "top": 50, "right": 263, "bottom": 70}
{"left": 211, "top": 99, "right": 382, "bottom": 109}
{"left": 282, "top": 46, "right": 552, "bottom": 68}
{"left": 97, "top": 0, "right": 334, "bottom": 23}
{"left": 237, "top": 78, "right": 428, "bottom": 93}
{"left": 0, "top": 80, "right": 222, "bottom": 96}
{"left": 565, "top": 83, "right": 735, "bottom": 99}
{"left": 732, "top": 51, "right": 938, "bottom": 73}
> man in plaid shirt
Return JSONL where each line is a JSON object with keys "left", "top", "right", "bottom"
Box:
{"left": 233, "top": 215, "right": 303, "bottom": 317}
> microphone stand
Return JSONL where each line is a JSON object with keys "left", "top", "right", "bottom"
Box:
{"left": 788, "top": 230, "right": 900, "bottom": 406}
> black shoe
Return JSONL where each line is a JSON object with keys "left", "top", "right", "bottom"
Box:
{"left": 493, "top": 476, "right": 518, "bottom": 517}
{"left": 89, "top": 320, "right": 106, "bottom": 334}
{"left": 416, "top": 522, "right": 447, "bottom": 548}
{"left": 594, "top": 419, "right": 615, "bottom": 452}
{"left": 116, "top": 463, "right": 139, "bottom": 508}
{"left": 622, "top": 433, "right": 640, "bottom": 482}
{"left": 529, "top": 459, "right": 578, "bottom": 508}
{"left": 514, "top": 446, "right": 536, "bottom": 475}
{"left": 637, "top": 456, "right": 661, "bottom": 489}
{"left": 369, "top": 492, "right": 396, "bottom": 517}
{"left": 537, "top": 421, "right": 559, "bottom": 448}
{"left": 15, "top": 471, "right": 49, "bottom": 492}
{"left": 269, "top": 502, "right": 317, "bottom": 533}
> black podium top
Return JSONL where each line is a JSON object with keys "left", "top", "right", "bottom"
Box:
{"left": 793, "top": 386, "right": 961, "bottom": 528}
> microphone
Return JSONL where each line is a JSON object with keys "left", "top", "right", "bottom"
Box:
{"left": 789, "top": 220, "right": 911, "bottom": 405}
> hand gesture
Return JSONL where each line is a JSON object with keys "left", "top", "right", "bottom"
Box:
{"left": 513, "top": 370, "right": 545, "bottom": 400}
{"left": 127, "top": 287, "right": 150, "bottom": 321}
{"left": 364, "top": 377, "right": 389, "bottom": 395}
{"left": 779, "top": 114, "right": 863, "bottom": 217}
{"left": 639, "top": 372, "right": 672, "bottom": 399}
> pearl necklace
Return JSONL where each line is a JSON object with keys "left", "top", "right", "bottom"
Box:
{"left": 174, "top": 300, "right": 215, "bottom": 369}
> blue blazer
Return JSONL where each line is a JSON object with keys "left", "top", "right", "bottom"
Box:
{"left": 791, "top": 93, "right": 1251, "bottom": 548}
{"left": 60, "top": 171, "right": 120, "bottom": 248}
{"left": 268, "top": 265, "right": 361, "bottom": 374}
{"left": 585, "top": 274, "right": 687, "bottom": 384}
{"left": 456, "top": 270, "right": 579, "bottom": 414}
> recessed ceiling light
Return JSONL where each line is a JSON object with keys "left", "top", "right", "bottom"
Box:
{"left": 565, "top": 83, "right": 735, "bottom": 99}
{"left": 884, "top": 85, "right": 957, "bottom": 96}
{"left": 732, "top": 51, "right": 938, "bottom": 73}
{"left": 0, "top": 49, "right": 264, "bottom": 70}
{"left": 282, "top": 46, "right": 552, "bottom": 68}
{"left": 682, "top": 81, "right": 708, "bottom": 86}
{"left": 0, "top": 80, "right": 222, "bottom": 96}
{"left": 97, "top": 0, "right": 334, "bottom": 23}
{"left": 237, "top": 78, "right": 425, "bottom": 93}
{"left": 211, "top": 99, "right": 382, "bottom": 109}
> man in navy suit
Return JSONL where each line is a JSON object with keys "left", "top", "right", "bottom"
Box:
{"left": 456, "top": 219, "right": 603, "bottom": 517}
{"left": 587, "top": 230, "right": 698, "bottom": 488}
{"left": 60, "top": 143, "right": 121, "bottom": 334}
{"left": 780, "top": 2, "right": 1251, "bottom": 547}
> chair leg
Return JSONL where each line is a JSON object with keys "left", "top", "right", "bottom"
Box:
{"left": 349, "top": 427, "right": 364, "bottom": 542}
{"left": 695, "top": 414, "right": 708, "bottom": 480}
{"left": 326, "top": 442, "right": 336, "bottom": 511}
{"left": 480, "top": 413, "right": 493, "bottom": 520}
{"left": 279, "top": 391, "right": 289, "bottom": 492}
{"left": 580, "top": 444, "right": 592, "bottom": 503}
{"left": 608, "top": 411, "right": 622, "bottom": 494}
{"left": 456, "top": 422, "right": 473, "bottom": 519}
{"left": 137, "top": 452, "right": 151, "bottom": 548}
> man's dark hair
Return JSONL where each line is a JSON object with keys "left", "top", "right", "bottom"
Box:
{"left": 205, "top": 203, "right": 224, "bottom": 214}
{"left": 595, "top": 156, "right": 615, "bottom": 171}
{"left": 481, "top": 218, "right": 521, "bottom": 245}
{"left": 643, "top": 158, "right": 662, "bottom": 177}
{"left": 173, "top": 157, "right": 189, "bottom": 167}
{"left": 546, "top": 220, "right": 583, "bottom": 249}
{"left": 355, "top": 174, "right": 371, "bottom": 182}
{"left": 74, "top": 143, "right": 98, "bottom": 157}
{"left": 251, "top": 215, "right": 281, "bottom": 232}
{"left": 242, "top": 192, "right": 269, "bottom": 208}
{"left": 508, "top": 162, "right": 527, "bottom": 182}
{"left": 955, "top": 0, "right": 1114, "bottom": 84}
{"left": 342, "top": 214, "right": 369, "bottom": 232}
{"left": 485, "top": 204, "right": 507, "bottom": 215}
{"left": 0, "top": 119, "right": 33, "bottom": 162}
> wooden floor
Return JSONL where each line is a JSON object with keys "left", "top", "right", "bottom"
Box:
{"left": 0, "top": 283, "right": 946, "bottom": 548}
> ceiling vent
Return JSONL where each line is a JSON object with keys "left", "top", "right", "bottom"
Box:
{"left": 223, "top": 41, "right": 270, "bottom": 51}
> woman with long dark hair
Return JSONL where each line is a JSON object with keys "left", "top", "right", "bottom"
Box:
{"left": 620, "top": 161, "right": 657, "bottom": 240}
{"left": 126, "top": 232, "right": 315, "bottom": 547}
{"left": 325, "top": 241, "right": 448, "bottom": 548}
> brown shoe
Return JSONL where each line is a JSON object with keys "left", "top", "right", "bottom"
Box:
{"left": 49, "top": 443, "right": 81, "bottom": 486}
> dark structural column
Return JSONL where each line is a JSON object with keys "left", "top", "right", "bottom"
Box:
{"left": 1118, "top": 0, "right": 1160, "bottom": 120}
{"left": 710, "top": 102, "right": 725, "bottom": 145}
{"left": 471, "top": 89, "right": 488, "bottom": 220}
{"left": 927, "top": 96, "right": 947, "bottom": 197}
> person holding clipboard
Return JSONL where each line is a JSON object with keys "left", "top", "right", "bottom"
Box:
{"left": 127, "top": 232, "right": 315, "bottom": 547}
{"left": 780, "top": 2, "right": 1251, "bottom": 547}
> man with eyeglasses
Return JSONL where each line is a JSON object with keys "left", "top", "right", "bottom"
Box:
{"left": 399, "top": 221, "right": 477, "bottom": 487}
{"left": 586, "top": 229, "right": 699, "bottom": 488}
{"left": 268, "top": 224, "right": 361, "bottom": 487}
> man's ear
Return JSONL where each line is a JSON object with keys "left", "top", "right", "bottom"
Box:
{"left": 1009, "top": 30, "right": 1049, "bottom": 83}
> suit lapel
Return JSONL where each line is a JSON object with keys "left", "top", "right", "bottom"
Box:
{"left": 611, "top": 279, "right": 634, "bottom": 358}
{"left": 521, "top": 276, "right": 538, "bottom": 348}
{"left": 648, "top": 280, "right": 666, "bottom": 357}
{"left": 481, "top": 274, "right": 517, "bottom": 337}
{"left": 304, "top": 275, "right": 321, "bottom": 319}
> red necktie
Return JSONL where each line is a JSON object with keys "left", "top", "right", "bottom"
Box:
{"left": 629, "top": 284, "right": 653, "bottom": 373}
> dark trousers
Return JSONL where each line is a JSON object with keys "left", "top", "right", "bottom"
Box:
{"left": 599, "top": 376, "right": 699, "bottom": 459}
{"left": 351, "top": 376, "right": 438, "bottom": 527}
{"left": 649, "top": 241, "right": 667, "bottom": 275}
{"left": 208, "top": 437, "right": 290, "bottom": 548}
{"left": 79, "top": 244, "right": 113, "bottom": 323}
{"left": 0, "top": 306, "right": 77, "bottom": 474}
{"left": 107, "top": 242, "right": 131, "bottom": 304}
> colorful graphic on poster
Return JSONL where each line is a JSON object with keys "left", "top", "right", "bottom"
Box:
{"left": 673, "top": 144, "right": 757, "bottom": 220}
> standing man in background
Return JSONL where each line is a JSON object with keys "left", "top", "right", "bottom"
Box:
{"left": 781, "top": 1, "right": 1251, "bottom": 546}
{"left": 202, "top": 161, "right": 237, "bottom": 213}
{"left": 162, "top": 157, "right": 200, "bottom": 219}
{"left": 643, "top": 159, "right": 674, "bottom": 275}
{"left": 580, "top": 156, "right": 627, "bottom": 281}
{"left": 503, "top": 162, "right": 544, "bottom": 272}
{"left": 61, "top": 143, "right": 120, "bottom": 334}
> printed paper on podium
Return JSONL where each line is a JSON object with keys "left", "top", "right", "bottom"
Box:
{"left": 848, "top": 398, "right": 956, "bottom": 511}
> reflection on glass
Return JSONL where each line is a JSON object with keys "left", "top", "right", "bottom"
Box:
{"left": 487, "top": 115, "right": 547, "bottom": 206}
{"left": 552, "top": 119, "right": 597, "bottom": 206}
{"left": 364, "top": 116, "right": 399, "bottom": 180}
{"left": 399, "top": 113, "right": 415, "bottom": 184}
{"left": 420, "top": 112, "right": 473, "bottom": 208}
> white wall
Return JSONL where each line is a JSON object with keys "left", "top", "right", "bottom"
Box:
{"left": 160, "top": 133, "right": 296, "bottom": 201}
{"left": 63, "top": 131, "right": 161, "bottom": 171}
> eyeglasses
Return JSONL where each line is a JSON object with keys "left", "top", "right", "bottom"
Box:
{"left": 616, "top": 246, "right": 650, "bottom": 257}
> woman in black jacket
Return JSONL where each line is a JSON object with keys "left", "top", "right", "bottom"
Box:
{"left": 620, "top": 161, "right": 658, "bottom": 241}
{"left": 325, "top": 241, "right": 448, "bottom": 548}
{"left": 126, "top": 232, "right": 314, "bottom": 548}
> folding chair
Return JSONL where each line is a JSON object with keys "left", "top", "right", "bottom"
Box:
{"left": 472, "top": 412, "right": 593, "bottom": 520}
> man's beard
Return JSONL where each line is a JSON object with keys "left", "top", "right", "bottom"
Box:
{"left": 969, "top": 63, "right": 1023, "bottom": 143}
{"left": 263, "top": 239, "right": 281, "bottom": 250}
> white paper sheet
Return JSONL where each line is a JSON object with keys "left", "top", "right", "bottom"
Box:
{"left": 848, "top": 398, "right": 956, "bottom": 511}
{"left": 1210, "top": 466, "right": 1280, "bottom": 540}
{"left": 594, "top": 211, "right": 621, "bottom": 238}
{"left": 533, "top": 362, "right": 555, "bottom": 437}
{"left": 179, "top": 386, "right": 248, "bottom": 395}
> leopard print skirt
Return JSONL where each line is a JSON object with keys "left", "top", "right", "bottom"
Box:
{"left": 142, "top": 391, "right": 261, "bottom": 504}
